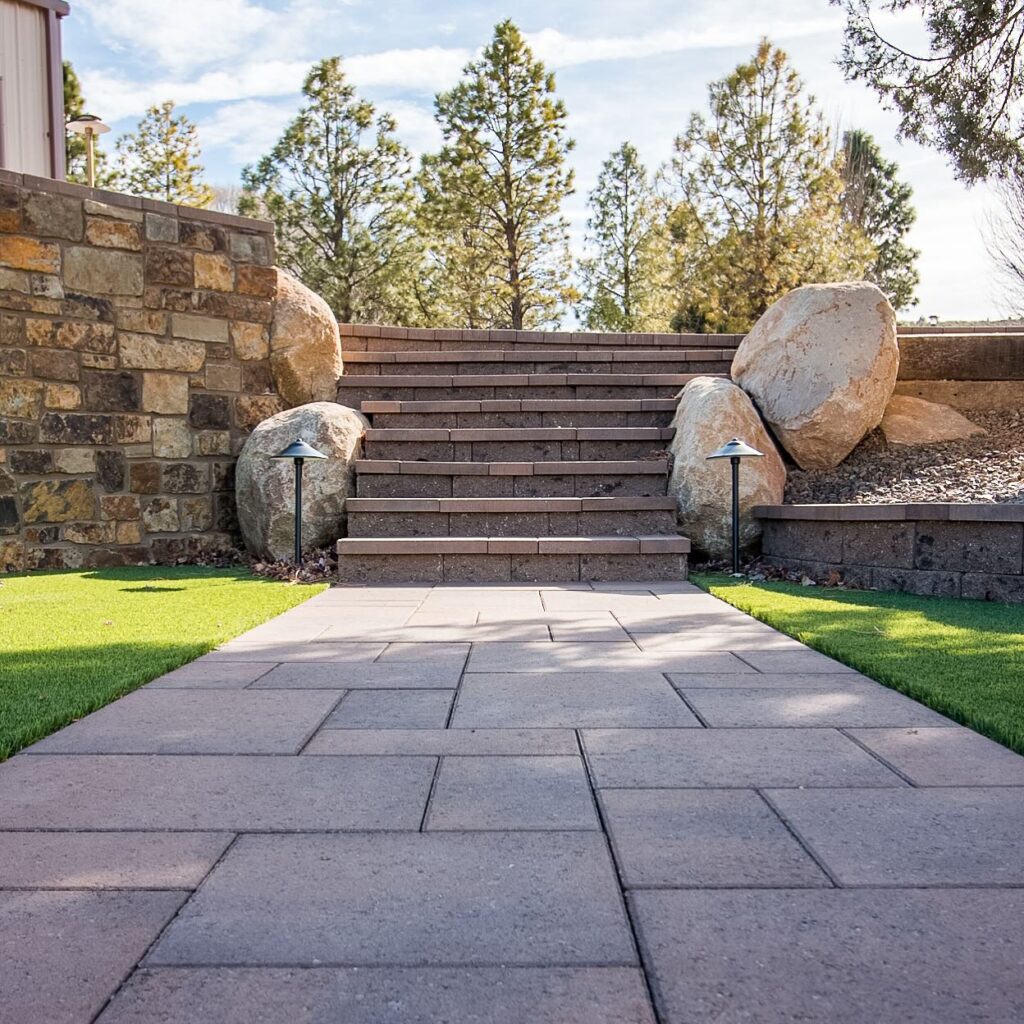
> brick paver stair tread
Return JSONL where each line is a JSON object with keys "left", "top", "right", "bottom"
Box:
{"left": 337, "top": 536, "right": 691, "bottom": 555}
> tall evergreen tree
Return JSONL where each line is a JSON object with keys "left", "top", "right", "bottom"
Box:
{"left": 420, "top": 20, "right": 576, "bottom": 329}
{"left": 834, "top": 0, "right": 1024, "bottom": 182}
{"left": 840, "top": 129, "right": 920, "bottom": 309}
{"left": 578, "top": 143, "right": 670, "bottom": 331}
{"left": 240, "top": 58, "right": 421, "bottom": 324}
{"left": 110, "top": 101, "right": 213, "bottom": 207}
{"left": 666, "top": 39, "right": 874, "bottom": 332}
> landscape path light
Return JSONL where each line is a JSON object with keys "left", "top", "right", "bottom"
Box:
{"left": 706, "top": 438, "right": 764, "bottom": 574}
{"left": 65, "top": 114, "right": 110, "bottom": 188}
{"left": 272, "top": 438, "right": 327, "bottom": 563}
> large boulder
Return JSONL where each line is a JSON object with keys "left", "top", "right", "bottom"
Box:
{"left": 269, "top": 270, "right": 343, "bottom": 407}
{"left": 732, "top": 282, "right": 898, "bottom": 470}
{"left": 880, "top": 395, "right": 986, "bottom": 446}
{"left": 668, "top": 377, "right": 786, "bottom": 558}
{"left": 236, "top": 402, "right": 368, "bottom": 561}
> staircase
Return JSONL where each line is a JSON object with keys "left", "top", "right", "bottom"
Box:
{"left": 335, "top": 329, "right": 735, "bottom": 583}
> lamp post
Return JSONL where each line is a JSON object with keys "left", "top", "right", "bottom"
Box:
{"left": 66, "top": 114, "right": 111, "bottom": 188}
{"left": 706, "top": 438, "right": 764, "bottom": 574}
{"left": 271, "top": 438, "right": 327, "bottom": 563}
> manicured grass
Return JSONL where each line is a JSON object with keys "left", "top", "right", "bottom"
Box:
{"left": 0, "top": 566, "right": 325, "bottom": 760}
{"left": 694, "top": 573, "right": 1024, "bottom": 754}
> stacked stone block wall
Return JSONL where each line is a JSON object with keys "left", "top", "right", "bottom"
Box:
{"left": 0, "top": 172, "right": 283, "bottom": 572}
{"left": 755, "top": 504, "right": 1024, "bottom": 603}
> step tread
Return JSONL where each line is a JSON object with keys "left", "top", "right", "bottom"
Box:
{"left": 364, "top": 427, "right": 674, "bottom": 441}
{"left": 345, "top": 349, "right": 732, "bottom": 363}
{"left": 354, "top": 459, "right": 669, "bottom": 476}
{"left": 337, "top": 535, "right": 690, "bottom": 555}
{"left": 360, "top": 399, "right": 678, "bottom": 413}
{"left": 346, "top": 496, "right": 678, "bottom": 512}
{"left": 339, "top": 373, "right": 712, "bottom": 387}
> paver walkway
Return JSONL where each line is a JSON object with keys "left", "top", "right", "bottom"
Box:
{"left": 3, "top": 582, "right": 1024, "bottom": 1023}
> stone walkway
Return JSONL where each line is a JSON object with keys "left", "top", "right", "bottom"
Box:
{"left": 3, "top": 582, "right": 1024, "bottom": 1023}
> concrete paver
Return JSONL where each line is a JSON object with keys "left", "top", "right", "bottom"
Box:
{"left": 425, "top": 755, "right": 599, "bottom": 830}
{"left": 148, "top": 832, "right": 636, "bottom": 966}
{"left": 599, "top": 789, "right": 829, "bottom": 888}
{"left": 26, "top": 690, "right": 341, "bottom": 754}
{"left": 631, "top": 888, "right": 1024, "bottom": 1023}
{"left": 97, "top": 966, "right": 657, "bottom": 1024}
{"left": 767, "top": 786, "right": 1024, "bottom": 885}
{"left": 4, "top": 580, "right": 1023, "bottom": 1023}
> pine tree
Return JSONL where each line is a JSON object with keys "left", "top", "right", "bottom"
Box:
{"left": 834, "top": 0, "right": 1024, "bottom": 182}
{"left": 420, "top": 20, "right": 576, "bottom": 329}
{"left": 240, "top": 58, "right": 421, "bottom": 324}
{"left": 840, "top": 129, "right": 920, "bottom": 309}
{"left": 666, "top": 39, "right": 874, "bottom": 332}
{"left": 110, "top": 101, "right": 213, "bottom": 207}
{"left": 578, "top": 143, "right": 670, "bottom": 331}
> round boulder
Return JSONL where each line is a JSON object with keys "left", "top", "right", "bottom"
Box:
{"left": 236, "top": 401, "right": 368, "bottom": 561}
{"left": 270, "top": 269, "right": 344, "bottom": 407}
{"left": 668, "top": 376, "right": 786, "bottom": 558}
{"left": 731, "top": 282, "right": 898, "bottom": 470}
{"left": 880, "top": 395, "right": 985, "bottom": 446}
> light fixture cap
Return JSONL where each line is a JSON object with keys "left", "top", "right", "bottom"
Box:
{"left": 272, "top": 438, "right": 328, "bottom": 460}
{"left": 706, "top": 437, "right": 765, "bottom": 460}
{"left": 66, "top": 113, "right": 111, "bottom": 135}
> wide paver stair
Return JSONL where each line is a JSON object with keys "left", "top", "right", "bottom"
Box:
{"left": 335, "top": 332, "right": 714, "bottom": 582}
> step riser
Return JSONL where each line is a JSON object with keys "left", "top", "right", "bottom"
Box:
{"left": 347, "top": 359, "right": 731, "bottom": 375}
{"left": 356, "top": 474, "right": 668, "bottom": 499}
{"left": 339, "top": 384, "right": 692, "bottom": 403}
{"left": 367, "top": 411, "right": 674, "bottom": 428}
{"left": 364, "top": 439, "right": 671, "bottom": 461}
{"left": 347, "top": 509, "right": 678, "bottom": 538}
{"left": 336, "top": 551, "right": 689, "bottom": 583}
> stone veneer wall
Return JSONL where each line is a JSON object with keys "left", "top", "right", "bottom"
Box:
{"left": 755, "top": 504, "right": 1024, "bottom": 603}
{"left": 0, "top": 172, "right": 285, "bottom": 572}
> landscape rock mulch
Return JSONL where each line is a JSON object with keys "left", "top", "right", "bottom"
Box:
{"left": 785, "top": 411, "right": 1024, "bottom": 505}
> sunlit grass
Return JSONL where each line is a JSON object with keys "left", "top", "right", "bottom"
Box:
{"left": 694, "top": 574, "right": 1024, "bottom": 754}
{"left": 0, "top": 566, "right": 325, "bottom": 760}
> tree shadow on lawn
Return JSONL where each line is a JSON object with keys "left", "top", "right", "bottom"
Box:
{"left": 699, "top": 575, "right": 1024, "bottom": 755}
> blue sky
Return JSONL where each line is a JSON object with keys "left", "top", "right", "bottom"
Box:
{"left": 64, "top": 0, "right": 1002, "bottom": 320}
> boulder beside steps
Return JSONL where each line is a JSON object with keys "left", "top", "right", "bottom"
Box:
{"left": 336, "top": 339, "right": 694, "bottom": 583}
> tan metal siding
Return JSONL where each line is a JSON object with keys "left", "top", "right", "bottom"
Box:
{"left": 0, "top": 0, "right": 52, "bottom": 176}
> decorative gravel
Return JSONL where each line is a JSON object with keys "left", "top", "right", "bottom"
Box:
{"left": 785, "top": 412, "right": 1024, "bottom": 505}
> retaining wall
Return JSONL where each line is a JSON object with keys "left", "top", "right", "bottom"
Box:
{"left": 0, "top": 172, "right": 282, "bottom": 571}
{"left": 755, "top": 504, "right": 1024, "bottom": 603}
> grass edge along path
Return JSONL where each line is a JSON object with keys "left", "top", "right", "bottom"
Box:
{"left": 693, "top": 573, "right": 1024, "bottom": 756}
{"left": 0, "top": 566, "right": 326, "bottom": 760}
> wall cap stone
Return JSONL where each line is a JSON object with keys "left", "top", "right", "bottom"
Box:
{"left": 754, "top": 503, "right": 1024, "bottom": 523}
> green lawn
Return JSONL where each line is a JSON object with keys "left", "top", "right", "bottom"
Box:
{"left": 694, "top": 574, "right": 1024, "bottom": 754}
{"left": 0, "top": 566, "right": 325, "bottom": 760}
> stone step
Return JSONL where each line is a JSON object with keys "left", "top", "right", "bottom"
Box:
{"left": 335, "top": 535, "right": 691, "bottom": 583}
{"left": 342, "top": 326, "right": 742, "bottom": 353}
{"left": 363, "top": 426, "right": 674, "bottom": 462}
{"left": 346, "top": 496, "right": 679, "bottom": 538}
{"left": 344, "top": 349, "right": 732, "bottom": 375}
{"left": 360, "top": 398, "right": 677, "bottom": 429}
{"left": 336, "top": 372, "right": 715, "bottom": 404}
{"left": 354, "top": 459, "right": 670, "bottom": 499}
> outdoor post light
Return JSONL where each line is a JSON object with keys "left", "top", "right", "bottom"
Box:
{"left": 272, "top": 438, "right": 327, "bottom": 563}
{"left": 66, "top": 114, "right": 111, "bottom": 187}
{"left": 706, "top": 438, "right": 764, "bottom": 574}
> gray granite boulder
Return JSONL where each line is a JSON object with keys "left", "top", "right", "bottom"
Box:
{"left": 236, "top": 402, "right": 368, "bottom": 560}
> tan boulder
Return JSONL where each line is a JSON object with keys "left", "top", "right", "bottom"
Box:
{"left": 236, "top": 401, "right": 368, "bottom": 561}
{"left": 880, "top": 395, "right": 985, "bottom": 446}
{"left": 269, "top": 270, "right": 343, "bottom": 407}
{"left": 668, "top": 377, "right": 786, "bottom": 558}
{"left": 732, "top": 282, "right": 899, "bottom": 470}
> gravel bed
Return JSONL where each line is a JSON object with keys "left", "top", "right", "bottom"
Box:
{"left": 785, "top": 411, "right": 1024, "bottom": 505}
